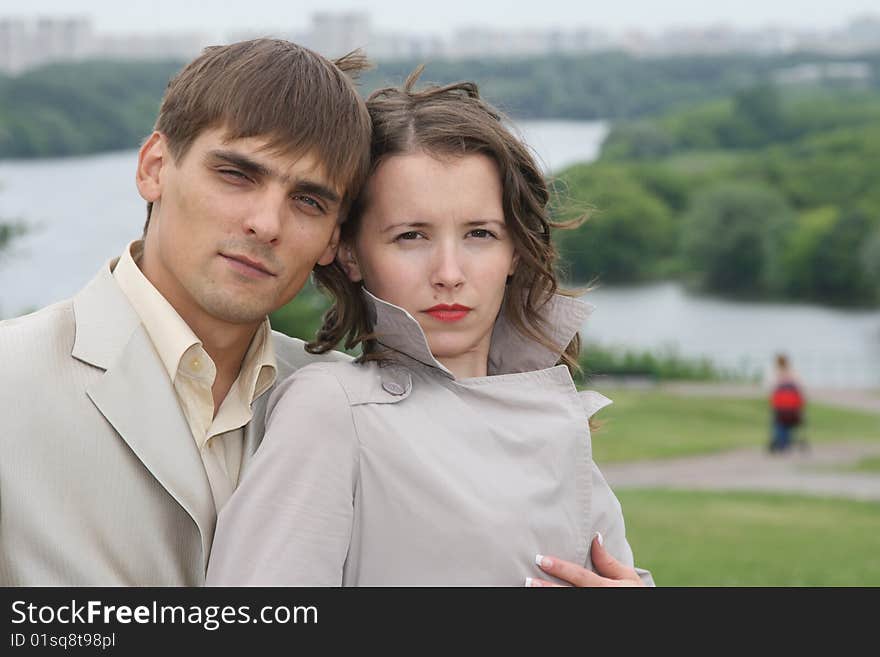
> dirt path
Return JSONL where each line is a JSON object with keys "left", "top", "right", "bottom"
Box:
{"left": 601, "top": 441, "right": 880, "bottom": 502}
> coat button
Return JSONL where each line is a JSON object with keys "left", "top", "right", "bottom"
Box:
{"left": 382, "top": 381, "right": 406, "bottom": 396}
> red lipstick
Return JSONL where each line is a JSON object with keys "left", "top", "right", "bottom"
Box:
{"left": 424, "top": 304, "right": 471, "bottom": 322}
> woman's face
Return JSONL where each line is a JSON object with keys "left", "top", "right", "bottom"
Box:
{"left": 343, "top": 151, "right": 517, "bottom": 377}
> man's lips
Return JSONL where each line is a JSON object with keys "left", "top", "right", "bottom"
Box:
{"left": 424, "top": 304, "right": 471, "bottom": 322}
{"left": 219, "top": 253, "right": 276, "bottom": 278}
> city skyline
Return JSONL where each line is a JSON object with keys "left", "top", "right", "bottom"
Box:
{"left": 6, "top": 0, "right": 880, "bottom": 38}
{"left": 5, "top": 8, "right": 880, "bottom": 75}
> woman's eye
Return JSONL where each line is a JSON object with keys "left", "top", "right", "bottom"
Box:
{"left": 468, "top": 228, "right": 496, "bottom": 239}
{"left": 395, "top": 231, "right": 423, "bottom": 241}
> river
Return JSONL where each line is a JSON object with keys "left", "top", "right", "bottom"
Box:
{"left": 1, "top": 119, "right": 878, "bottom": 389}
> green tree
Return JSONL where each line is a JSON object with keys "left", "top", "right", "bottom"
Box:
{"left": 600, "top": 122, "right": 676, "bottom": 161}
{"left": 717, "top": 84, "right": 787, "bottom": 148}
{"left": 791, "top": 209, "right": 878, "bottom": 305}
{"left": 554, "top": 164, "right": 676, "bottom": 284}
{"left": 780, "top": 207, "right": 878, "bottom": 305}
{"left": 681, "top": 182, "right": 795, "bottom": 297}
{"left": 861, "top": 226, "right": 880, "bottom": 289}
{"left": 268, "top": 282, "right": 331, "bottom": 343}
{"left": 781, "top": 206, "right": 839, "bottom": 300}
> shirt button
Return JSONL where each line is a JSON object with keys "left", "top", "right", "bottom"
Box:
{"left": 382, "top": 381, "right": 406, "bottom": 396}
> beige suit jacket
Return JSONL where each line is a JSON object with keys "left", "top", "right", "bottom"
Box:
{"left": 0, "top": 261, "right": 341, "bottom": 586}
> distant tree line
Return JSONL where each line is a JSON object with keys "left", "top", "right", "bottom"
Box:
{"left": 3, "top": 51, "right": 880, "bottom": 158}
{"left": 0, "top": 60, "right": 181, "bottom": 158}
{"left": 554, "top": 86, "right": 880, "bottom": 307}
{"left": 2, "top": 51, "right": 878, "bottom": 308}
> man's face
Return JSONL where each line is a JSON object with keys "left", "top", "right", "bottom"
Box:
{"left": 137, "top": 127, "right": 343, "bottom": 330}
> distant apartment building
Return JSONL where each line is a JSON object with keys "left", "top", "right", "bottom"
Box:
{"left": 0, "top": 16, "right": 92, "bottom": 74}
{"left": 639, "top": 25, "right": 797, "bottom": 56}
{"left": 0, "top": 16, "right": 205, "bottom": 74}
{"left": 93, "top": 33, "right": 204, "bottom": 61}
{"left": 307, "top": 11, "right": 371, "bottom": 57}
{"left": 446, "top": 26, "right": 611, "bottom": 59}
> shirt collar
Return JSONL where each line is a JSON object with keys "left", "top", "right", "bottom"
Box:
{"left": 363, "top": 288, "right": 593, "bottom": 379}
{"left": 114, "top": 240, "right": 201, "bottom": 381}
{"left": 239, "top": 321, "right": 277, "bottom": 402}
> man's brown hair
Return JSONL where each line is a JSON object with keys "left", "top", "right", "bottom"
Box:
{"left": 308, "top": 67, "right": 583, "bottom": 376}
{"left": 144, "top": 38, "right": 372, "bottom": 231}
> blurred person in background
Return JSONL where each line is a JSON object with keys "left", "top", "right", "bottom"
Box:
{"left": 767, "top": 353, "right": 806, "bottom": 453}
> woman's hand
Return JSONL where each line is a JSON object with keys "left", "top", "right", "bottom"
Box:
{"left": 526, "top": 534, "right": 646, "bottom": 587}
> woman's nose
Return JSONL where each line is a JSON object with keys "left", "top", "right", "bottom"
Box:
{"left": 430, "top": 243, "right": 466, "bottom": 289}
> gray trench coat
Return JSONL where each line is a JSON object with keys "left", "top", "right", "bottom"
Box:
{"left": 207, "top": 291, "right": 654, "bottom": 586}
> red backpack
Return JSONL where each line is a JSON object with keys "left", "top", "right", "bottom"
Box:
{"left": 771, "top": 383, "right": 804, "bottom": 427}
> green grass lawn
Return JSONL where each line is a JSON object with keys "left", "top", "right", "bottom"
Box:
{"left": 619, "top": 489, "right": 880, "bottom": 586}
{"left": 590, "top": 388, "right": 880, "bottom": 462}
{"left": 851, "top": 456, "right": 880, "bottom": 473}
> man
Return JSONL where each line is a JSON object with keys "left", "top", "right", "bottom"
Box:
{"left": 0, "top": 39, "right": 371, "bottom": 585}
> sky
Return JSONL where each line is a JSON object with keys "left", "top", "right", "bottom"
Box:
{"left": 6, "top": 0, "right": 880, "bottom": 38}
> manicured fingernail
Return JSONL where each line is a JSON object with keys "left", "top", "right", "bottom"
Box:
{"left": 524, "top": 577, "right": 534, "bottom": 587}
{"left": 594, "top": 531, "right": 604, "bottom": 547}
{"left": 535, "top": 554, "right": 553, "bottom": 568}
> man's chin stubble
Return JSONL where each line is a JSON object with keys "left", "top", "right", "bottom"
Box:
{"left": 198, "top": 289, "right": 274, "bottom": 325}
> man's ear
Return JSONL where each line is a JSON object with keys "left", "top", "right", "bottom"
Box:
{"left": 336, "top": 242, "right": 364, "bottom": 282}
{"left": 136, "top": 131, "right": 166, "bottom": 203}
{"left": 317, "top": 224, "right": 342, "bottom": 267}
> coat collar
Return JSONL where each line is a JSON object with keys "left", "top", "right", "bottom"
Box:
{"left": 363, "top": 288, "right": 593, "bottom": 379}
{"left": 71, "top": 257, "right": 141, "bottom": 369}
{"left": 73, "top": 260, "right": 216, "bottom": 572}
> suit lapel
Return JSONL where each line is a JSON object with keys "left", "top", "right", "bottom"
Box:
{"left": 73, "top": 263, "right": 216, "bottom": 571}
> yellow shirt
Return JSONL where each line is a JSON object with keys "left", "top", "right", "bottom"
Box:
{"left": 113, "top": 240, "right": 276, "bottom": 511}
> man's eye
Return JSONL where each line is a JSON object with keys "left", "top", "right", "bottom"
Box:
{"left": 293, "top": 195, "right": 325, "bottom": 214}
{"left": 468, "top": 229, "right": 497, "bottom": 239}
{"left": 219, "top": 168, "right": 249, "bottom": 181}
{"left": 395, "top": 231, "right": 423, "bottom": 241}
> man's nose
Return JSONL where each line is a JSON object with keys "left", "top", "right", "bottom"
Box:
{"left": 242, "top": 195, "right": 284, "bottom": 244}
{"left": 430, "top": 242, "right": 466, "bottom": 289}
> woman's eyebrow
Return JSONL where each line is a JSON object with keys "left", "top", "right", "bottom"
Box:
{"left": 465, "top": 220, "right": 506, "bottom": 228}
{"left": 381, "top": 219, "right": 507, "bottom": 233}
{"left": 381, "top": 221, "right": 431, "bottom": 233}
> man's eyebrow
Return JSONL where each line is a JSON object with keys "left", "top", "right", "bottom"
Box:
{"left": 295, "top": 180, "right": 341, "bottom": 205}
{"left": 206, "top": 149, "right": 341, "bottom": 204}
{"left": 206, "top": 150, "right": 272, "bottom": 178}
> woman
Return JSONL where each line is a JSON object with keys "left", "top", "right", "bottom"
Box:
{"left": 206, "top": 70, "right": 652, "bottom": 587}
